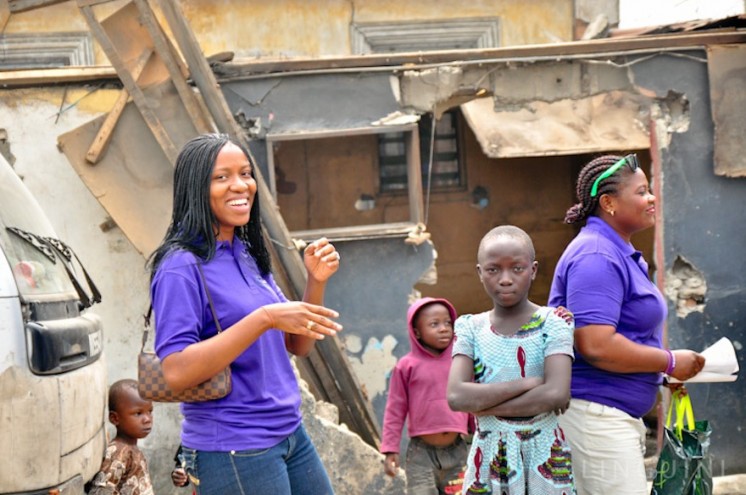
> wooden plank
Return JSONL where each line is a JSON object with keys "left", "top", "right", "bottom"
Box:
{"left": 7, "top": 0, "right": 67, "bottom": 12}
{"left": 265, "top": 123, "right": 417, "bottom": 141}
{"left": 214, "top": 31, "right": 746, "bottom": 79}
{"left": 85, "top": 48, "right": 152, "bottom": 164}
{"left": 406, "top": 128, "right": 424, "bottom": 224}
{"left": 0, "top": 66, "right": 118, "bottom": 87}
{"left": 74, "top": 0, "right": 112, "bottom": 7}
{"left": 131, "top": 0, "right": 213, "bottom": 134}
{"left": 156, "top": 0, "right": 248, "bottom": 148}
{"left": 77, "top": 1, "right": 178, "bottom": 164}
{"left": 708, "top": 44, "right": 746, "bottom": 177}
{"left": 0, "top": 1, "right": 10, "bottom": 32}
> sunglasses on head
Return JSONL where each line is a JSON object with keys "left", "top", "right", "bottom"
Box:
{"left": 590, "top": 154, "right": 640, "bottom": 198}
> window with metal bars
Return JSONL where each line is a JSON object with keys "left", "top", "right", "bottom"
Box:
{"left": 378, "top": 110, "right": 463, "bottom": 193}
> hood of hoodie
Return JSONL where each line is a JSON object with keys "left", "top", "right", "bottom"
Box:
{"left": 406, "top": 297, "right": 458, "bottom": 359}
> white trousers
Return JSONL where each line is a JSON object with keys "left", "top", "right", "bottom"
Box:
{"left": 558, "top": 398, "right": 648, "bottom": 495}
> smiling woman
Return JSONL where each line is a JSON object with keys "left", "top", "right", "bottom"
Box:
{"left": 208, "top": 142, "right": 257, "bottom": 242}
{"left": 548, "top": 154, "right": 705, "bottom": 495}
{"left": 148, "top": 133, "right": 342, "bottom": 495}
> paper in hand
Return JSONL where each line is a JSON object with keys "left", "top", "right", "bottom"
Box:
{"left": 668, "top": 337, "right": 739, "bottom": 383}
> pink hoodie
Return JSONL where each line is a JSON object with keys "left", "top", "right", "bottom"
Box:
{"left": 380, "top": 297, "right": 469, "bottom": 454}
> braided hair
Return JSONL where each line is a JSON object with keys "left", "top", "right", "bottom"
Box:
{"left": 149, "top": 133, "right": 272, "bottom": 277}
{"left": 565, "top": 155, "right": 629, "bottom": 224}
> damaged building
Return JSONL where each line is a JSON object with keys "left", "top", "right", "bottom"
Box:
{"left": 212, "top": 19, "right": 746, "bottom": 477}
{"left": 1, "top": 0, "right": 745, "bottom": 492}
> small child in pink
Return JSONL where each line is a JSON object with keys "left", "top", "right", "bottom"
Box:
{"left": 381, "top": 297, "right": 469, "bottom": 494}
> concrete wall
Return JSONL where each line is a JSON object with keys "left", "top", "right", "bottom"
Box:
{"left": 630, "top": 52, "right": 746, "bottom": 475}
{"left": 3, "top": 0, "right": 574, "bottom": 63}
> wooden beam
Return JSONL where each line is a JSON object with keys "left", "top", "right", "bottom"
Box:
{"left": 156, "top": 0, "right": 246, "bottom": 148}
{"left": 77, "top": 1, "right": 178, "bottom": 164}
{"left": 0, "top": 66, "right": 118, "bottom": 87}
{"left": 214, "top": 31, "right": 746, "bottom": 80}
{"left": 85, "top": 48, "right": 152, "bottom": 165}
{"left": 406, "top": 128, "right": 424, "bottom": 224}
{"left": 0, "top": 0, "right": 10, "bottom": 32}
{"left": 131, "top": 0, "right": 213, "bottom": 134}
{"left": 7, "top": 0, "right": 67, "bottom": 13}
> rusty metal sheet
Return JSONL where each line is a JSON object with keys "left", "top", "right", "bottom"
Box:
{"left": 57, "top": 83, "right": 191, "bottom": 258}
{"left": 461, "top": 91, "right": 651, "bottom": 158}
{"left": 708, "top": 44, "right": 746, "bottom": 177}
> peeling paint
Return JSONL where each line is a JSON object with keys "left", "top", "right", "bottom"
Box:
{"left": 659, "top": 90, "right": 691, "bottom": 134}
{"left": 345, "top": 334, "right": 399, "bottom": 401}
{"left": 0, "top": 87, "right": 119, "bottom": 115}
{"left": 649, "top": 90, "right": 690, "bottom": 150}
{"left": 664, "top": 255, "right": 707, "bottom": 318}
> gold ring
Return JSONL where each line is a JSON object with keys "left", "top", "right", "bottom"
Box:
{"left": 306, "top": 320, "right": 315, "bottom": 330}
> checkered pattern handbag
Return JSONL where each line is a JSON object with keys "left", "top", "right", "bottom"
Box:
{"left": 138, "top": 264, "right": 232, "bottom": 402}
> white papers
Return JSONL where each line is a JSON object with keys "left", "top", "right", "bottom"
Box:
{"left": 669, "top": 337, "right": 739, "bottom": 383}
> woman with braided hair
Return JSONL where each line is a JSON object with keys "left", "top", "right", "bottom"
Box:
{"left": 149, "top": 133, "right": 341, "bottom": 494}
{"left": 548, "top": 154, "right": 705, "bottom": 495}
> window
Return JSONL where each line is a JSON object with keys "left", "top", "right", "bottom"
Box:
{"left": 351, "top": 18, "right": 500, "bottom": 54}
{"left": 0, "top": 33, "right": 94, "bottom": 69}
{"left": 379, "top": 110, "right": 464, "bottom": 193}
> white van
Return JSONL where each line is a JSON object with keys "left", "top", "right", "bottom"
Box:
{"left": 0, "top": 154, "right": 106, "bottom": 494}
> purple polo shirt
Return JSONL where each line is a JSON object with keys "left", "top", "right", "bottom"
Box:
{"left": 549, "top": 217, "right": 666, "bottom": 418}
{"left": 151, "top": 237, "right": 301, "bottom": 451}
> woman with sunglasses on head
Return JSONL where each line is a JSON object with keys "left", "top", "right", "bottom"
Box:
{"left": 548, "top": 154, "right": 705, "bottom": 495}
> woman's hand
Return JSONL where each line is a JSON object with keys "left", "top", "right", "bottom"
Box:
{"left": 261, "top": 301, "right": 342, "bottom": 340}
{"left": 303, "top": 237, "right": 340, "bottom": 283}
{"left": 670, "top": 350, "right": 705, "bottom": 382}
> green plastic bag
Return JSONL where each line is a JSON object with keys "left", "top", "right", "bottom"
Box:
{"left": 651, "top": 389, "right": 712, "bottom": 495}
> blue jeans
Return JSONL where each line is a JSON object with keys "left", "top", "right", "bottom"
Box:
{"left": 181, "top": 424, "right": 334, "bottom": 495}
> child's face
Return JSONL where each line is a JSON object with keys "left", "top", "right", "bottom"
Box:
{"left": 110, "top": 387, "right": 153, "bottom": 443}
{"left": 477, "top": 236, "right": 537, "bottom": 309}
{"left": 414, "top": 303, "right": 454, "bottom": 354}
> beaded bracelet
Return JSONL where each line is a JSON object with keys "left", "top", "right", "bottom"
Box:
{"left": 664, "top": 349, "right": 676, "bottom": 375}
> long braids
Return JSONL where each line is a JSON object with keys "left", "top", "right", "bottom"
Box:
{"left": 149, "top": 133, "right": 272, "bottom": 277}
{"left": 565, "top": 155, "right": 627, "bottom": 224}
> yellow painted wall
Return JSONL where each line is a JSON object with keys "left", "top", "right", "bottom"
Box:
{"left": 3, "top": 0, "right": 573, "bottom": 64}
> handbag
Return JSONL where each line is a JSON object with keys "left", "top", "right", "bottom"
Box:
{"left": 138, "top": 263, "right": 232, "bottom": 402}
{"left": 650, "top": 389, "right": 712, "bottom": 495}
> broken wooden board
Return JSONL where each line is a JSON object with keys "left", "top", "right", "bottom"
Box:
{"left": 461, "top": 91, "right": 651, "bottom": 158}
{"left": 57, "top": 80, "right": 199, "bottom": 258}
{"left": 708, "top": 43, "right": 746, "bottom": 177}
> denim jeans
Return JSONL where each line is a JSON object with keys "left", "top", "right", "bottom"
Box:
{"left": 181, "top": 424, "right": 334, "bottom": 495}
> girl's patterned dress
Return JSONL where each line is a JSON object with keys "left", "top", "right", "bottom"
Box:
{"left": 452, "top": 307, "right": 576, "bottom": 495}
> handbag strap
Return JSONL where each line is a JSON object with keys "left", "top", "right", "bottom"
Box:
{"left": 666, "top": 389, "right": 696, "bottom": 439}
{"left": 141, "top": 262, "right": 223, "bottom": 352}
{"left": 196, "top": 263, "right": 223, "bottom": 333}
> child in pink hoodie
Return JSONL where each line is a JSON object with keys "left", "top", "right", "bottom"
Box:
{"left": 381, "top": 297, "right": 469, "bottom": 494}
